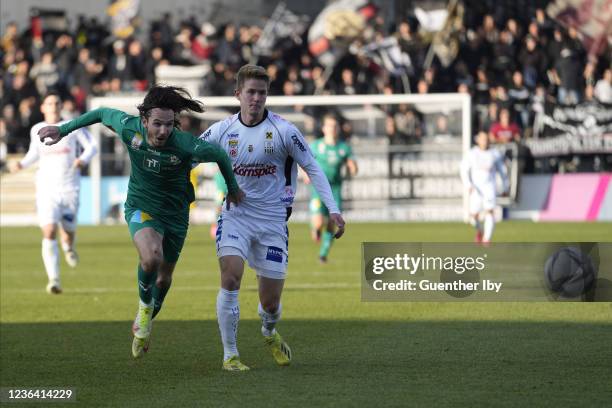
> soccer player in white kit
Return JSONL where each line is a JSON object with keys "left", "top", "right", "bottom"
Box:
{"left": 9, "top": 92, "right": 97, "bottom": 294}
{"left": 460, "top": 131, "right": 509, "bottom": 244}
{"left": 200, "top": 64, "right": 345, "bottom": 371}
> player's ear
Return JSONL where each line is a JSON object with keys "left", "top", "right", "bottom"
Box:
{"left": 234, "top": 88, "right": 240, "bottom": 100}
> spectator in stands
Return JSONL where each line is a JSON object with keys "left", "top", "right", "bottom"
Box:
{"left": 108, "top": 40, "right": 131, "bottom": 91}
{"left": 30, "top": 51, "right": 60, "bottom": 96}
{"left": 594, "top": 68, "right": 611, "bottom": 103}
{"left": 508, "top": 71, "right": 531, "bottom": 129}
{"left": 489, "top": 108, "right": 520, "bottom": 143}
{"left": 128, "top": 40, "right": 147, "bottom": 91}
{"left": 552, "top": 26, "right": 585, "bottom": 104}
{"left": 518, "top": 35, "right": 547, "bottom": 89}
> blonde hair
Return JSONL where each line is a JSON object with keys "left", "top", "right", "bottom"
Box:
{"left": 235, "top": 64, "right": 270, "bottom": 90}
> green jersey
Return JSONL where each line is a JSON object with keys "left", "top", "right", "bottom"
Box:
{"left": 59, "top": 108, "right": 238, "bottom": 227}
{"left": 310, "top": 139, "right": 353, "bottom": 186}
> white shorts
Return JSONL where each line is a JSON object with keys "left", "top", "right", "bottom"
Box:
{"left": 36, "top": 190, "right": 79, "bottom": 231}
{"left": 469, "top": 185, "right": 496, "bottom": 214}
{"left": 216, "top": 210, "right": 289, "bottom": 280}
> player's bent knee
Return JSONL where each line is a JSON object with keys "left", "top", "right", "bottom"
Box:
{"left": 140, "top": 255, "right": 162, "bottom": 273}
{"left": 221, "top": 273, "right": 242, "bottom": 290}
{"left": 156, "top": 275, "right": 172, "bottom": 289}
{"left": 260, "top": 299, "right": 280, "bottom": 314}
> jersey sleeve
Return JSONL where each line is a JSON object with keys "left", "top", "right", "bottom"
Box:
{"left": 198, "top": 121, "right": 222, "bottom": 146}
{"left": 19, "top": 125, "right": 41, "bottom": 168}
{"left": 59, "top": 108, "right": 133, "bottom": 141}
{"left": 284, "top": 125, "right": 340, "bottom": 214}
{"left": 179, "top": 132, "right": 239, "bottom": 194}
{"left": 74, "top": 128, "right": 98, "bottom": 164}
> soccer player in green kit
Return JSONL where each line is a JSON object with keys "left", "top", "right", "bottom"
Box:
{"left": 307, "top": 114, "right": 358, "bottom": 263}
{"left": 38, "top": 86, "right": 245, "bottom": 359}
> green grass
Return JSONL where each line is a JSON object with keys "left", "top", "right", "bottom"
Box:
{"left": 1, "top": 222, "right": 611, "bottom": 407}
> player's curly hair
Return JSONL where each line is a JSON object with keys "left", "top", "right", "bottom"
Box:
{"left": 137, "top": 85, "right": 205, "bottom": 128}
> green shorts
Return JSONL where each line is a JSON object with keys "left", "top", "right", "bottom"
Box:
{"left": 310, "top": 185, "right": 342, "bottom": 216}
{"left": 125, "top": 208, "right": 187, "bottom": 263}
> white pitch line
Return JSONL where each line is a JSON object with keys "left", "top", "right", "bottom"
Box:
{"left": 4, "top": 282, "right": 360, "bottom": 294}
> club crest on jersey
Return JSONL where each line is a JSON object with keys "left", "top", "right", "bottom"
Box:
{"left": 230, "top": 148, "right": 238, "bottom": 157}
{"left": 248, "top": 145, "right": 253, "bottom": 152}
{"left": 265, "top": 141, "right": 274, "bottom": 154}
{"left": 169, "top": 154, "right": 181, "bottom": 165}
{"left": 265, "top": 131, "right": 273, "bottom": 140}
{"left": 228, "top": 139, "right": 239, "bottom": 147}
{"left": 131, "top": 133, "right": 143, "bottom": 149}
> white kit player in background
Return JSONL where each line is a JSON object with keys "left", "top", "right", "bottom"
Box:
{"left": 460, "top": 131, "right": 509, "bottom": 244}
{"left": 9, "top": 92, "right": 98, "bottom": 294}
{"left": 199, "top": 64, "right": 345, "bottom": 371}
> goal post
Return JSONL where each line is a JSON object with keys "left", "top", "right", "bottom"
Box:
{"left": 87, "top": 93, "right": 472, "bottom": 224}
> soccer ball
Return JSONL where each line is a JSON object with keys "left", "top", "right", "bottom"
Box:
{"left": 544, "top": 246, "right": 596, "bottom": 299}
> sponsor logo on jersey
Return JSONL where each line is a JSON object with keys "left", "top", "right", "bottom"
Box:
{"left": 280, "top": 186, "right": 294, "bottom": 205}
{"left": 266, "top": 246, "right": 283, "bottom": 263}
{"left": 147, "top": 148, "right": 161, "bottom": 156}
{"left": 144, "top": 157, "right": 161, "bottom": 173}
{"left": 169, "top": 154, "right": 181, "bottom": 165}
{"left": 228, "top": 139, "right": 239, "bottom": 147}
{"left": 233, "top": 163, "right": 277, "bottom": 177}
{"left": 291, "top": 134, "right": 306, "bottom": 152}
{"left": 266, "top": 131, "right": 273, "bottom": 140}
{"left": 248, "top": 144, "right": 253, "bottom": 152}
{"left": 228, "top": 133, "right": 239, "bottom": 139}
{"left": 230, "top": 148, "right": 238, "bottom": 157}
{"left": 228, "top": 233, "right": 239, "bottom": 240}
{"left": 264, "top": 141, "right": 274, "bottom": 154}
{"left": 131, "top": 133, "right": 143, "bottom": 149}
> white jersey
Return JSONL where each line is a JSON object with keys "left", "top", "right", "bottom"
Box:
{"left": 21, "top": 120, "right": 98, "bottom": 194}
{"left": 200, "top": 110, "right": 339, "bottom": 221}
{"left": 460, "top": 146, "right": 508, "bottom": 192}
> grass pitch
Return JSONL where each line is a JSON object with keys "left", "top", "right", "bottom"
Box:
{"left": 1, "top": 222, "right": 611, "bottom": 407}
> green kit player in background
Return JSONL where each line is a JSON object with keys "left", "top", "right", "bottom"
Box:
{"left": 306, "top": 114, "right": 358, "bottom": 263}
{"left": 38, "top": 86, "right": 245, "bottom": 358}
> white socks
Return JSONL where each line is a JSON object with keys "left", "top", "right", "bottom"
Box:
{"left": 483, "top": 213, "right": 495, "bottom": 242}
{"left": 216, "top": 289, "right": 240, "bottom": 360}
{"left": 42, "top": 239, "right": 60, "bottom": 285}
{"left": 258, "top": 302, "right": 282, "bottom": 337}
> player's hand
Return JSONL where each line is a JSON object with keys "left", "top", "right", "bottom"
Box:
{"left": 226, "top": 188, "right": 246, "bottom": 210}
{"left": 38, "top": 126, "right": 62, "bottom": 145}
{"left": 72, "top": 159, "right": 85, "bottom": 170}
{"left": 303, "top": 174, "right": 311, "bottom": 185}
{"left": 329, "top": 213, "right": 345, "bottom": 239}
{"left": 8, "top": 161, "right": 22, "bottom": 173}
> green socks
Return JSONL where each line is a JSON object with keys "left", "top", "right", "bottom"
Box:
{"left": 319, "top": 231, "right": 334, "bottom": 258}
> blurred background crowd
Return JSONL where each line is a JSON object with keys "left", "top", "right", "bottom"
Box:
{"left": 1, "top": 0, "right": 610, "bottom": 168}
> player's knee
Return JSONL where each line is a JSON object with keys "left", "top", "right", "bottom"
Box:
{"left": 260, "top": 298, "right": 280, "bottom": 313}
{"left": 221, "top": 273, "right": 241, "bottom": 290}
{"left": 140, "top": 255, "right": 162, "bottom": 273}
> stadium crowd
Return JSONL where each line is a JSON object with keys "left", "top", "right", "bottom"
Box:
{"left": 1, "top": 2, "right": 610, "bottom": 162}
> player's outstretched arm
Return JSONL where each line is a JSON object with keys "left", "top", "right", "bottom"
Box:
{"left": 39, "top": 108, "right": 129, "bottom": 145}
